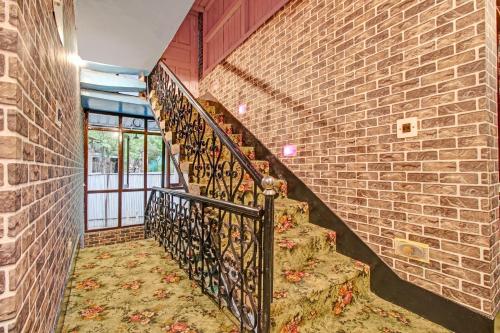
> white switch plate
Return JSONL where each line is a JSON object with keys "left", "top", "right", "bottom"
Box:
{"left": 396, "top": 117, "right": 418, "bottom": 138}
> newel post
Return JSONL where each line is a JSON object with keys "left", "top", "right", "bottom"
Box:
{"left": 261, "top": 175, "right": 275, "bottom": 333}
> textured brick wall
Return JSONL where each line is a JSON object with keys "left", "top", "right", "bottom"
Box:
{"left": 84, "top": 226, "right": 144, "bottom": 248}
{"left": 200, "top": 0, "right": 499, "bottom": 317}
{"left": 0, "top": 0, "right": 83, "bottom": 332}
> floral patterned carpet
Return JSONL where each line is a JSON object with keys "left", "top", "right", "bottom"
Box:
{"left": 60, "top": 239, "right": 237, "bottom": 333}
{"left": 60, "top": 238, "right": 450, "bottom": 333}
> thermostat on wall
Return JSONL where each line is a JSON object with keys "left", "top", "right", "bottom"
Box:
{"left": 396, "top": 117, "right": 418, "bottom": 138}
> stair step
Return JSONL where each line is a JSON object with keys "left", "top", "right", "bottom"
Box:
{"left": 188, "top": 177, "right": 288, "bottom": 197}
{"left": 231, "top": 134, "right": 243, "bottom": 146}
{"left": 297, "top": 292, "right": 451, "bottom": 333}
{"left": 172, "top": 143, "right": 250, "bottom": 159}
{"left": 271, "top": 250, "right": 370, "bottom": 331}
{"left": 274, "top": 223, "right": 336, "bottom": 272}
{"left": 179, "top": 159, "right": 269, "bottom": 178}
{"left": 197, "top": 98, "right": 213, "bottom": 108}
{"left": 187, "top": 144, "right": 254, "bottom": 161}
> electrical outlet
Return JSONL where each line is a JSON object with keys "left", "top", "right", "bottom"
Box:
{"left": 396, "top": 117, "right": 417, "bottom": 138}
{"left": 395, "top": 238, "right": 429, "bottom": 263}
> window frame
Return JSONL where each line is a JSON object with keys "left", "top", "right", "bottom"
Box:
{"left": 84, "top": 111, "right": 167, "bottom": 232}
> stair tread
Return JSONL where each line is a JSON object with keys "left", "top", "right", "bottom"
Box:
{"left": 273, "top": 250, "right": 367, "bottom": 295}
{"left": 271, "top": 250, "right": 369, "bottom": 330}
{"left": 187, "top": 177, "right": 281, "bottom": 184}
{"left": 274, "top": 196, "right": 307, "bottom": 210}
{"left": 180, "top": 156, "right": 266, "bottom": 167}
{"left": 296, "top": 292, "right": 451, "bottom": 333}
{"left": 275, "top": 224, "right": 324, "bottom": 245}
{"left": 274, "top": 223, "right": 335, "bottom": 270}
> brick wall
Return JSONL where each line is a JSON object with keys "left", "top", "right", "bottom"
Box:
{"left": 200, "top": 0, "right": 499, "bottom": 317}
{"left": 84, "top": 226, "right": 144, "bottom": 248}
{"left": 0, "top": 0, "right": 83, "bottom": 332}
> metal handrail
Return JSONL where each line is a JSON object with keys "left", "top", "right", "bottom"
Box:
{"left": 157, "top": 61, "right": 264, "bottom": 190}
{"left": 151, "top": 186, "right": 262, "bottom": 217}
{"left": 145, "top": 183, "right": 275, "bottom": 332}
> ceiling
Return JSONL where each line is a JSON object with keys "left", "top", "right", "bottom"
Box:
{"left": 75, "top": 0, "right": 195, "bottom": 72}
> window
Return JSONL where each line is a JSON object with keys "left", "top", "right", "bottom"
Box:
{"left": 147, "top": 135, "right": 163, "bottom": 188}
{"left": 87, "top": 130, "right": 119, "bottom": 191}
{"left": 85, "top": 112, "right": 166, "bottom": 231}
{"left": 122, "top": 133, "right": 145, "bottom": 189}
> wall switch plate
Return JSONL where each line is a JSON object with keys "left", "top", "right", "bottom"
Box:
{"left": 395, "top": 238, "right": 429, "bottom": 263}
{"left": 396, "top": 117, "right": 417, "bottom": 138}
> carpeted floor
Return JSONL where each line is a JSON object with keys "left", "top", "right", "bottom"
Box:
{"left": 60, "top": 238, "right": 451, "bottom": 333}
{"left": 60, "top": 239, "right": 237, "bottom": 333}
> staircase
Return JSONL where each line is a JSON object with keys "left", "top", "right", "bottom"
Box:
{"left": 146, "top": 62, "right": 450, "bottom": 333}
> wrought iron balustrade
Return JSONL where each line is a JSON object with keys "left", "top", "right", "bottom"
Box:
{"left": 148, "top": 61, "right": 265, "bottom": 207}
{"left": 146, "top": 62, "right": 276, "bottom": 332}
{"left": 145, "top": 186, "right": 274, "bottom": 332}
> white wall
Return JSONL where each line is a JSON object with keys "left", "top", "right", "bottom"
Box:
{"left": 75, "top": 0, "right": 194, "bottom": 72}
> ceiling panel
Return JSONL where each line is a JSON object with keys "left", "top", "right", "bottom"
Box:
{"left": 75, "top": 0, "right": 195, "bottom": 72}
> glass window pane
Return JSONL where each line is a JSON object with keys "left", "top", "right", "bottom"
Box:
{"left": 87, "top": 192, "right": 118, "bottom": 230}
{"left": 88, "top": 113, "right": 118, "bottom": 128}
{"left": 147, "top": 119, "right": 160, "bottom": 132}
{"left": 123, "top": 133, "right": 144, "bottom": 189}
{"left": 88, "top": 130, "right": 119, "bottom": 190}
{"left": 122, "top": 191, "right": 144, "bottom": 226}
{"left": 147, "top": 135, "right": 163, "bottom": 188}
{"left": 123, "top": 117, "right": 144, "bottom": 130}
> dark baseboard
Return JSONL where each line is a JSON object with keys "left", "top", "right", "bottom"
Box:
{"left": 54, "top": 233, "right": 81, "bottom": 333}
{"left": 210, "top": 99, "right": 495, "bottom": 333}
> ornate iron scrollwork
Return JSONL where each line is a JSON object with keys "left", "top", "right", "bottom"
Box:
{"left": 145, "top": 189, "right": 267, "bottom": 332}
{"left": 146, "top": 62, "right": 275, "bottom": 333}
{"left": 148, "top": 62, "right": 264, "bottom": 207}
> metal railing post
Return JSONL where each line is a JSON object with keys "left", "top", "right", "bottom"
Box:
{"left": 261, "top": 176, "right": 275, "bottom": 333}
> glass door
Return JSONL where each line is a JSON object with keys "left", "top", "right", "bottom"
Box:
{"left": 84, "top": 113, "right": 166, "bottom": 232}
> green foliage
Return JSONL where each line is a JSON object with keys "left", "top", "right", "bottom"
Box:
{"left": 88, "top": 130, "right": 164, "bottom": 173}
{"left": 147, "top": 136, "right": 163, "bottom": 172}
{"left": 88, "top": 131, "right": 119, "bottom": 156}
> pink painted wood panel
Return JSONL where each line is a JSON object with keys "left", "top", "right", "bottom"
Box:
{"left": 248, "top": 0, "right": 282, "bottom": 28}
{"left": 206, "top": 28, "right": 224, "bottom": 68}
{"left": 202, "top": 0, "right": 290, "bottom": 74}
{"left": 224, "top": 0, "right": 238, "bottom": 11}
{"left": 206, "top": 0, "right": 224, "bottom": 33}
{"left": 223, "top": 6, "right": 244, "bottom": 54}
{"left": 162, "top": 11, "right": 199, "bottom": 96}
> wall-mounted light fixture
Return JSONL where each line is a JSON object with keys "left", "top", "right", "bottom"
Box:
{"left": 238, "top": 104, "right": 247, "bottom": 115}
{"left": 283, "top": 144, "right": 297, "bottom": 157}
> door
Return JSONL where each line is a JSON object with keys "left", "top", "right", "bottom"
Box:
{"left": 84, "top": 113, "right": 167, "bottom": 232}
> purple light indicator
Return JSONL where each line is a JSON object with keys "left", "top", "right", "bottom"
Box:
{"left": 283, "top": 144, "right": 297, "bottom": 157}
{"left": 238, "top": 104, "right": 247, "bottom": 114}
